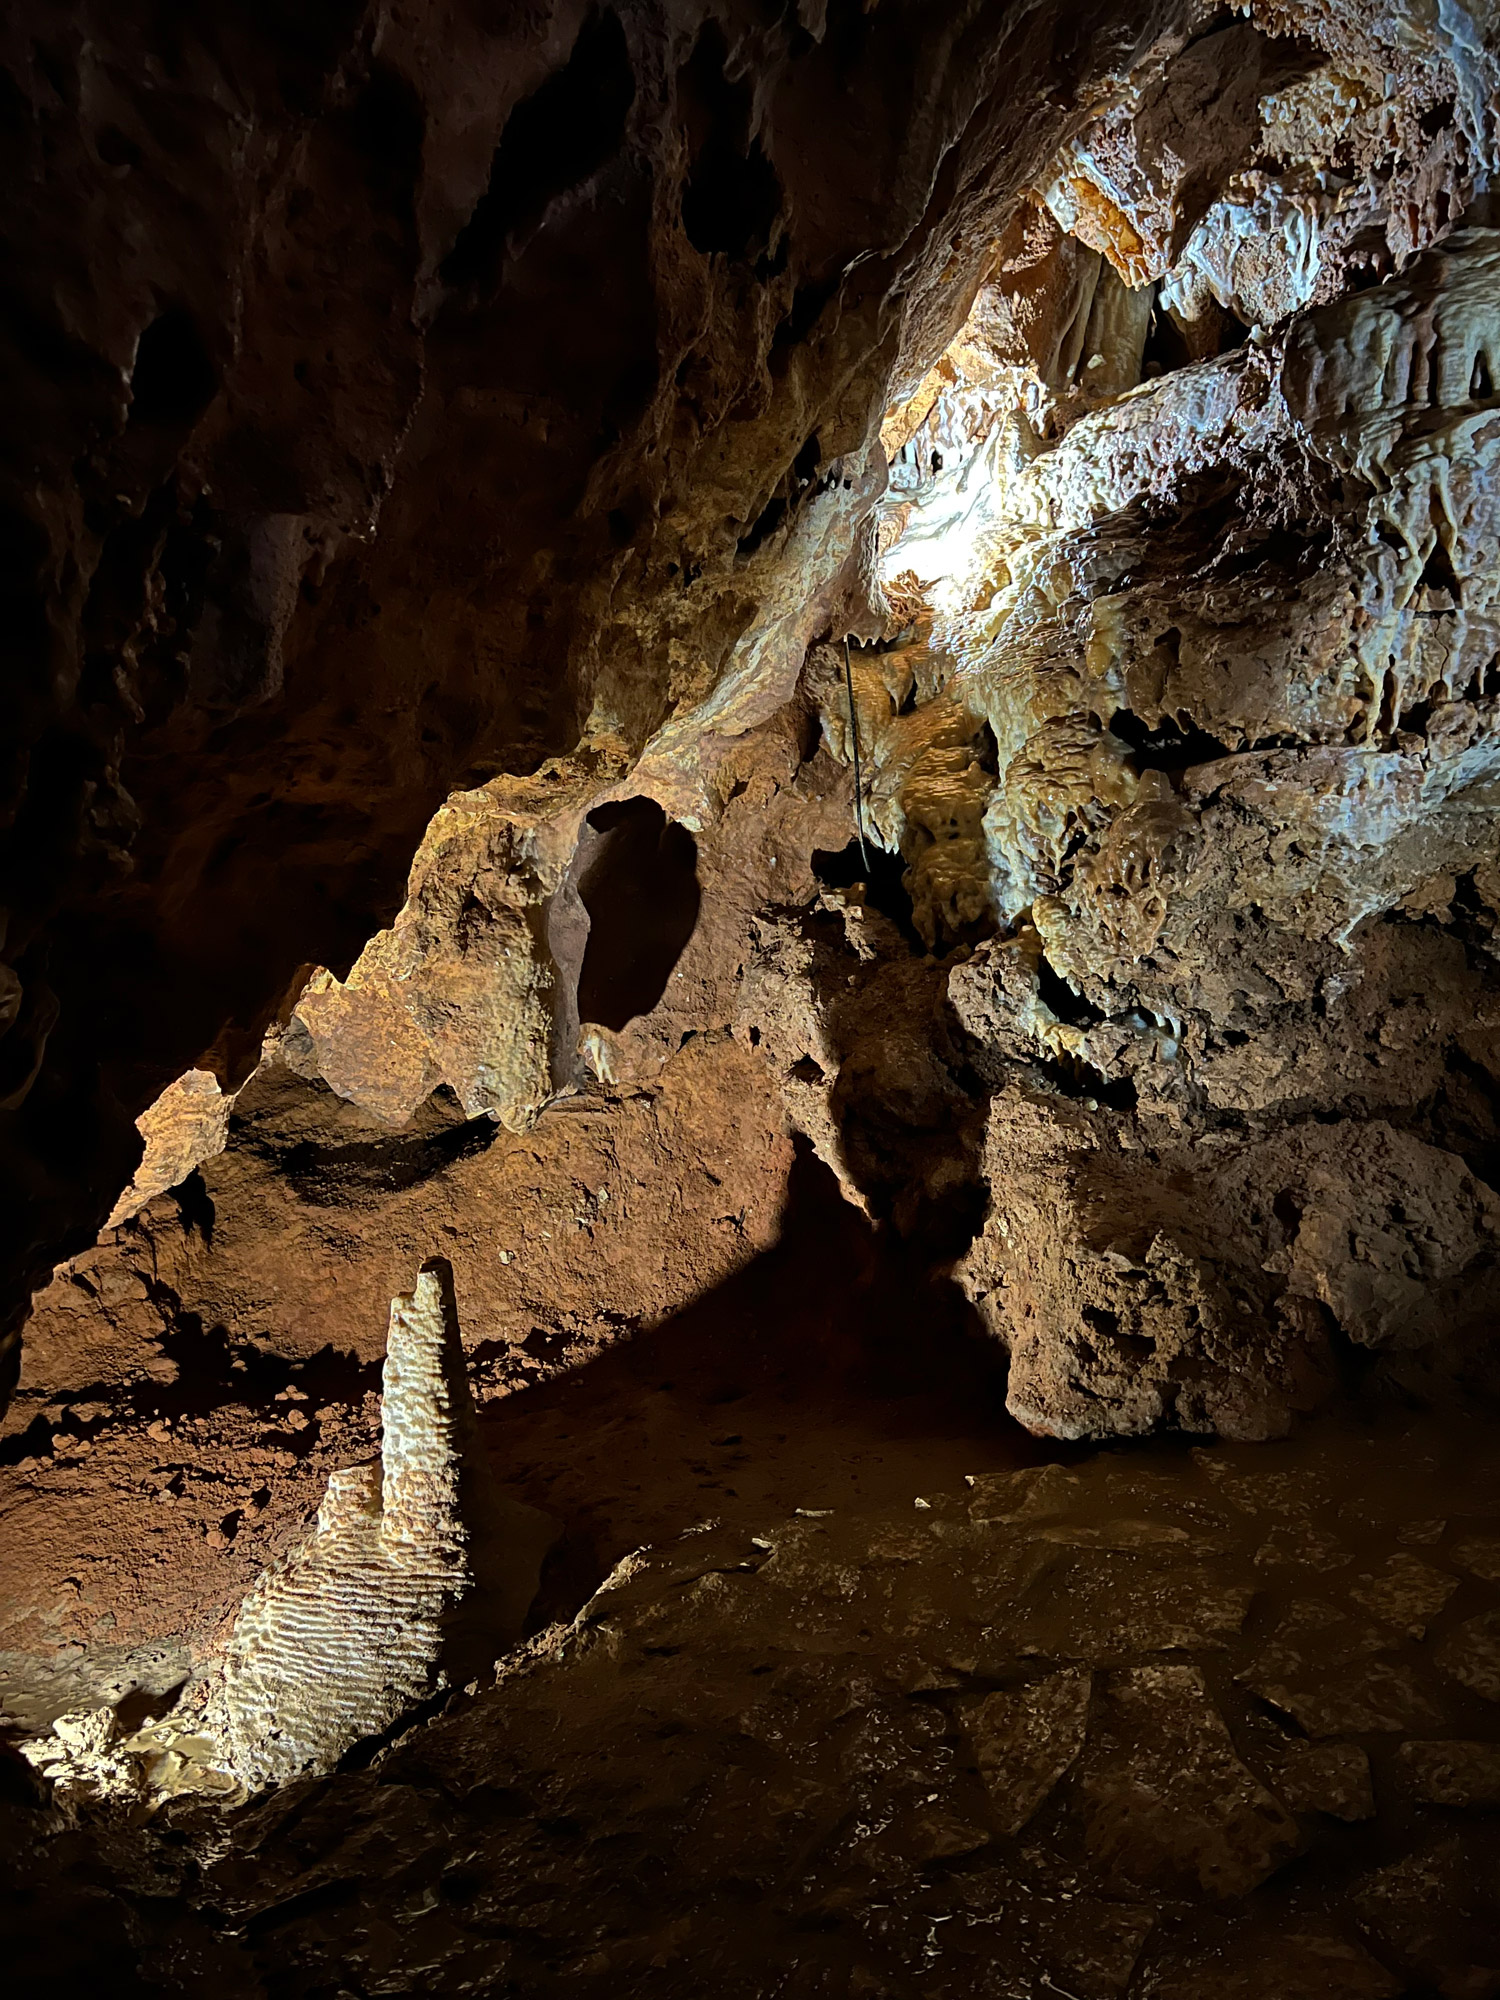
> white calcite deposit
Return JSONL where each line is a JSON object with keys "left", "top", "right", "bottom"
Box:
{"left": 210, "top": 1259, "right": 557, "bottom": 1790}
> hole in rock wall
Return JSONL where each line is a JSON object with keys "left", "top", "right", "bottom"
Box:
{"left": 21, "top": 9, "right": 1500, "bottom": 1984}
{"left": 1140, "top": 293, "right": 1251, "bottom": 375}
{"left": 813, "top": 839, "right": 924, "bottom": 948}
{"left": 737, "top": 433, "right": 824, "bottom": 556}
{"left": 575, "top": 798, "right": 701, "bottom": 1030}
{"left": 736, "top": 492, "right": 787, "bottom": 557}
{"left": 128, "top": 309, "right": 217, "bottom": 429}
{"left": 1108, "top": 704, "right": 1232, "bottom": 773}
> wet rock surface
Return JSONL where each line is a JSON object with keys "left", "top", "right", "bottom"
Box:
{"left": 7, "top": 1406, "right": 1500, "bottom": 1997}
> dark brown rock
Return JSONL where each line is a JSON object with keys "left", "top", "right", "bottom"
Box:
{"left": 1077, "top": 1662, "right": 1302, "bottom": 1898}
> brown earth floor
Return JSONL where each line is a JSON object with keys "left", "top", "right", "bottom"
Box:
{"left": 490, "top": 1143, "right": 1068, "bottom": 1630}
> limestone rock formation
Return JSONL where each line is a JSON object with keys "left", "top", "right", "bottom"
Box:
{"left": 105, "top": 1068, "right": 235, "bottom": 1228}
{"left": 10, "top": 0, "right": 1500, "bottom": 1448}
{"left": 0, "top": 0, "right": 1203, "bottom": 1390}
{"left": 761, "top": 50, "right": 1500, "bottom": 1437}
{"left": 14, "top": 2, "right": 1500, "bottom": 1984}
{"left": 12, "top": 14, "right": 1500, "bottom": 1683}
{"left": 210, "top": 1258, "right": 555, "bottom": 1790}
{"left": 9, "top": 1258, "right": 556, "bottom": 1802}
{"left": 287, "top": 764, "right": 606, "bottom": 1131}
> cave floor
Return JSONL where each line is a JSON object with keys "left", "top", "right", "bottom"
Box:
{"left": 6, "top": 1173, "right": 1500, "bottom": 1997}
{"left": 484, "top": 1148, "right": 1068, "bottom": 1632}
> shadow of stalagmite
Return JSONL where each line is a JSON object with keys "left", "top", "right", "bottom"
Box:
{"left": 479, "top": 1142, "right": 1071, "bottom": 1628}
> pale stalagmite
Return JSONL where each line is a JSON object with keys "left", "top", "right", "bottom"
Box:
{"left": 212, "top": 1259, "right": 556, "bottom": 1790}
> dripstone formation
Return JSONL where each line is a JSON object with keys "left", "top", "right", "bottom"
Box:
{"left": 7, "top": 4, "right": 1500, "bottom": 1995}
{"left": 12, "top": 1260, "right": 554, "bottom": 1805}
{"left": 211, "top": 1258, "right": 556, "bottom": 1791}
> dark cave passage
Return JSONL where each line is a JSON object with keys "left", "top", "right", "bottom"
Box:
{"left": 813, "top": 837, "right": 923, "bottom": 946}
{"left": 575, "top": 797, "right": 702, "bottom": 1030}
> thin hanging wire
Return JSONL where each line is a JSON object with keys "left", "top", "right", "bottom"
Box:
{"left": 843, "top": 637, "right": 872, "bottom": 874}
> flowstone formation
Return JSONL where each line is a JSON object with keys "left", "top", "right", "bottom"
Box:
{"left": 786, "top": 30, "right": 1500, "bottom": 1441}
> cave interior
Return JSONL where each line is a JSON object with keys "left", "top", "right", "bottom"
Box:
{"left": 7, "top": 2, "right": 1500, "bottom": 1994}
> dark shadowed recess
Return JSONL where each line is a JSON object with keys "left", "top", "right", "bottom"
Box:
{"left": 813, "top": 838, "right": 924, "bottom": 946}
{"left": 440, "top": 9, "right": 637, "bottom": 290}
{"left": 127, "top": 309, "right": 219, "bottom": 430}
{"left": 678, "top": 19, "right": 784, "bottom": 266}
{"left": 576, "top": 797, "right": 701, "bottom": 1029}
{"left": 1108, "top": 701, "right": 1231, "bottom": 773}
{"left": 480, "top": 1143, "right": 1066, "bottom": 1628}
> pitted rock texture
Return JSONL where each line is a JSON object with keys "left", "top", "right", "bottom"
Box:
{"left": 0, "top": 0, "right": 1208, "bottom": 1388}
{"left": 9, "top": 1262, "right": 554, "bottom": 1806}
{"left": 12, "top": 1, "right": 1500, "bottom": 1448}
{"left": 16, "top": 3, "right": 1500, "bottom": 1988}
{"left": 0, "top": 1021, "right": 789, "bottom": 1687}
{"left": 0, "top": 701, "right": 846, "bottom": 1684}
{"left": 768, "top": 32, "right": 1500, "bottom": 1438}
{"left": 104, "top": 1069, "right": 234, "bottom": 1229}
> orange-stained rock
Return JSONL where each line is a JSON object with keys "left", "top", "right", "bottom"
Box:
{"left": 106, "top": 1070, "right": 234, "bottom": 1227}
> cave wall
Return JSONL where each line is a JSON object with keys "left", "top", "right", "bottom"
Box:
{"left": 0, "top": 0, "right": 1195, "bottom": 1389}
{"left": 13, "top": 10, "right": 1500, "bottom": 1969}
{"left": 5, "top": 0, "right": 1500, "bottom": 1624}
{"left": 831, "top": 23, "right": 1500, "bottom": 1438}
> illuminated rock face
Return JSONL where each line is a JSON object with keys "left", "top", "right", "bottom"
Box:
{"left": 789, "top": 35, "right": 1500, "bottom": 1438}
{"left": 0, "top": 0, "right": 1199, "bottom": 1392}
{"left": 18, "top": 12, "right": 1500, "bottom": 1990}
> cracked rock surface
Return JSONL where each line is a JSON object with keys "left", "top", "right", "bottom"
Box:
{"left": 9, "top": 1410, "right": 1500, "bottom": 1997}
